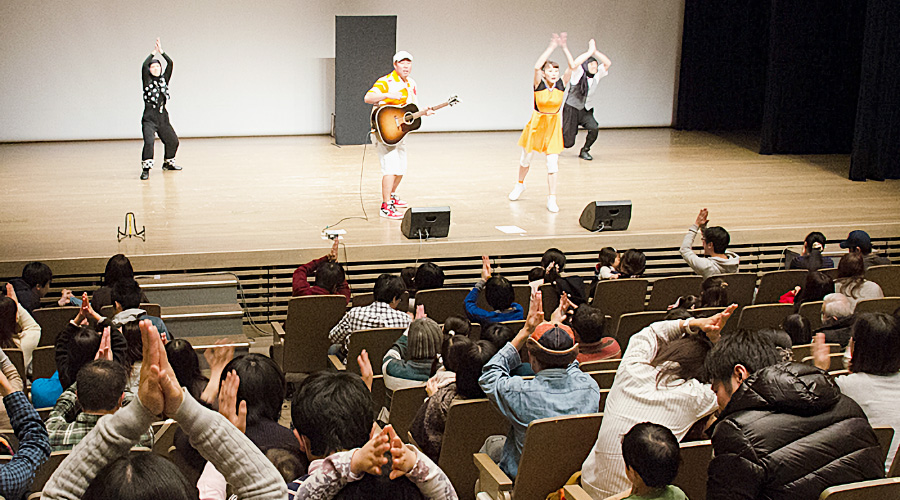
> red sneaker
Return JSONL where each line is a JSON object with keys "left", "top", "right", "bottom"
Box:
{"left": 390, "top": 194, "right": 409, "bottom": 208}
{"left": 380, "top": 203, "right": 404, "bottom": 220}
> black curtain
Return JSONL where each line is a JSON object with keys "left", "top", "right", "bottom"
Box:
{"left": 675, "top": 1, "right": 769, "bottom": 131}
{"left": 759, "top": 1, "right": 866, "bottom": 154}
{"left": 849, "top": 0, "right": 900, "bottom": 180}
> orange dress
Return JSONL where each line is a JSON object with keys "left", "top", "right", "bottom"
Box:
{"left": 517, "top": 80, "right": 566, "bottom": 155}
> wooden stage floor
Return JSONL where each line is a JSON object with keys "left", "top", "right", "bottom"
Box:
{"left": 2, "top": 129, "right": 899, "bottom": 274}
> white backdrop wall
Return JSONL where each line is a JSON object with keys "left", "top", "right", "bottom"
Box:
{"left": 0, "top": 0, "right": 685, "bottom": 142}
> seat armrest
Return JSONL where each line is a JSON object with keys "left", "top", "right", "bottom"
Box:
{"left": 328, "top": 354, "right": 347, "bottom": 371}
{"left": 474, "top": 453, "right": 513, "bottom": 500}
{"left": 271, "top": 322, "right": 285, "bottom": 344}
{"left": 563, "top": 485, "right": 597, "bottom": 500}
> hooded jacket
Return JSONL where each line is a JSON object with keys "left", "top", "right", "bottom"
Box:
{"left": 707, "top": 362, "right": 884, "bottom": 500}
{"left": 680, "top": 225, "right": 740, "bottom": 279}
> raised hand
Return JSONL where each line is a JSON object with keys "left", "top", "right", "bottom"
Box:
{"left": 811, "top": 332, "right": 831, "bottom": 371}
{"left": 58, "top": 289, "right": 73, "bottom": 307}
{"left": 415, "top": 304, "right": 426, "bottom": 320}
{"left": 138, "top": 319, "right": 183, "bottom": 417}
{"left": 350, "top": 427, "right": 391, "bottom": 476}
{"left": 690, "top": 303, "right": 738, "bottom": 343}
{"left": 386, "top": 425, "right": 417, "bottom": 479}
{"left": 559, "top": 32, "right": 568, "bottom": 48}
{"left": 155, "top": 37, "right": 163, "bottom": 54}
{"left": 357, "top": 349, "right": 374, "bottom": 391}
{"left": 203, "top": 340, "right": 235, "bottom": 374}
{"left": 328, "top": 238, "right": 340, "bottom": 261}
{"left": 589, "top": 38, "right": 597, "bottom": 53}
{"left": 526, "top": 290, "right": 544, "bottom": 332}
{"left": 73, "top": 292, "right": 91, "bottom": 325}
{"left": 696, "top": 208, "right": 709, "bottom": 227}
{"left": 551, "top": 292, "right": 575, "bottom": 324}
{"left": 218, "top": 370, "right": 247, "bottom": 433}
{"left": 94, "top": 326, "right": 113, "bottom": 361}
{"left": 549, "top": 33, "right": 561, "bottom": 48}
{"left": 481, "top": 255, "right": 493, "bottom": 281}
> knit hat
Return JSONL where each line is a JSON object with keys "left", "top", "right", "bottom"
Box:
{"left": 408, "top": 318, "right": 442, "bottom": 360}
{"left": 526, "top": 323, "right": 578, "bottom": 366}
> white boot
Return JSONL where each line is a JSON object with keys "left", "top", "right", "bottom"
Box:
{"left": 509, "top": 182, "right": 526, "bottom": 201}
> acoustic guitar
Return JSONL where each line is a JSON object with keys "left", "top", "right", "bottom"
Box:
{"left": 371, "top": 96, "right": 459, "bottom": 145}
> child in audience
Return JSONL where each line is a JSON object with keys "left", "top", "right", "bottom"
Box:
{"left": 542, "top": 248, "right": 588, "bottom": 305}
{"left": 291, "top": 238, "right": 351, "bottom": 303}
{"left": 383, "top": 317, "right": 444, "bottom": 409}
{"left": 782, "top": 314, "right": 812, "bottom": 345}
{"left": 618, "top": 249, "right": 646, "bottom": 278}
{"left": 603, "top": 423, "right": 686, "bottom": 500}
{"left": 427, "top": 331, "right": 469, "bottom": 395}
{"left": 596, "top": 247, "right": 621, "bottom": 280}
{"left": 699, "top": 277, "right": 728, "bottom": 307}
{"left": 481, "top": 323, "right": 535, "bottom": 376}
{"left": 465, "top": 256, "right": 524, "bottom": 326}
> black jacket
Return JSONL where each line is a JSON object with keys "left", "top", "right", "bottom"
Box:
{"left": 816, "top": 315, "right": 856, "bottom": 348}
{"left": 707, "top": 362, "right": 884, "bottom": 500}
{"left": 9, "top": 278, "right": 41, "bottom": 313}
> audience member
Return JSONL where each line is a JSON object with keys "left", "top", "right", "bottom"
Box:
{"left": 110, "top": 278, "right": 171, "bottom": 340}
{"left": 0, "top": 347, "right": 24, "bottom": 430}
{"left": 167, "top": 338, "right": 233, "bottom": 404}
{"left": 479, "top": 292, "right": 600, "bottom": 479}
{"left": 9, "top": 261, "right": 53, "bottom": 313}
{"left": 815, "top": 293, "right": 856, "bottom": 348}
{"left": 426, "top": 331, "right": 469, "bottom": 395}
{"left": 411, "top": 336, "right": 498, "bottom": 462}
{"left": 704, "top": 329, "right": 884, "bottom": 499}
{"left": 618, "top": 249, "right": 647, "bottom": 278}
{"left": 834, "top": 252, "right": 884, "bottom": 311}
{"left": 55, "top": 297, "right": 127, "bottom": 391}
{"left": 1, "top": 283, "right": 42, "bottom": 368}
{"left": 284, "top": 371, "right": 455, "bottom": 498}
{"left": 46, "top": 358, "right": 154, "bottom": 451}
{"left": 291, "top": 238, "right": 351, "bottom": 303}
{"left": 813, "top": 313, "right": 900, "bottom": 474}
{"left": 481, "top": 323, "right": 534, "bottom": 376}
{"left": 605, "top": 423, "right": 686, "bottom": 500}
{"left": 542, "top": 248, "right": 588, "bottom": 305}
{"left": 527, "top": 266, "right": 545, "bottom": 294}
{"left": 581, "top": 305, "right": 736, "bottom": 498}
{"left": 383, "top": 317, "right": 443, "bottom": 405}
{"left": 700, "top": 277, "right": 728, "bottom": 307}
{"left": 595, "top": 247, "right": 621, "bottom": 280}
{"left": 551, "top": 295, "right": 620, "bottom": 361}
{"left": 90, "top": 254, "right": 147, "bottom": 311}
{"left": 667, "top": 295, "right": 700, "bottom": 312}
{"left": 41, "top": 320, "right": 287, "bottom": 500}
{"left": 788, "top": 231, "right": 834, "bottom": 270}
{"left": 840, "top": 230, "right": 891, "bottom": 269}
{"left": 465, "top": 256, "right": 523, "bottom": 326}
{"left": 781, "top": 314, "right": 811, "bottom": 345}
{"left": 330, "top": 274, "right": 410, "bottom": 360}
{"left": 414, "top": 262, "right": 445, "bottom": 293}
{"left": 791, "top": 271, "right": 833, "bottom": 311}
{"left": 0, "top": 364, "right": 50, "bottom": 500}
{"left": 680, "top": 208, "right": 739, "bottom": 279}
{"left": 441, "top": 315, "right": 470, "bottom": 338}
{"left": 220, "top": 353, "right": 306, "bottom": 470}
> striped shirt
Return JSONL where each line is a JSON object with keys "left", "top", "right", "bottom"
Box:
{"left": 367, "top": 71, "right": 418, "bottom": 106}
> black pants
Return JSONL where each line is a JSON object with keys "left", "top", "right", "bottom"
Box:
{"left": 562, "top": 104, "right": 599, "bottom": 151}
{"left": 141, "top": 112, "right": 179, "bottom": 161}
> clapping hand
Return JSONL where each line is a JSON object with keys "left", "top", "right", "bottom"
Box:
{"left": 481, "top": 255, "right": 493, "bottom": 282}
{"left": 218, "top": 370, "right": 247, "bottom": 433}
{"left": 696, "top": 208, "right": 709, "bottom": 228}
{"left": 588, "top": 38, "right": 597, "bottom": 53}
{"left": 350, "top": 426, "right": 391, "bottom": 476}
{"left": 94, "top": 326, "right": 113, "bottom": 361}
{"left": 155, "top": 38, "right": 163, "bottom": 54}
{"left": 328, "top": 238, "right": 339, "bottom": 261}
{"left": 137, "top": 319, "right": 184, "bottom": 417}
{"left": 549, "top": 33, "right": 561, "bottom": 48}
{"left": 551, "top": 292, "right": 576, "bottom": 324}
{"left": 357, "top": 349, "right": 374, "bottom": 391}
{"left": 559, "top": 32, "right": 568, "bottom": 48}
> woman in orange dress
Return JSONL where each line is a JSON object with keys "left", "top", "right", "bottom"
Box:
{"left": 509, "top": 33, "right": 594, "bottom": 213}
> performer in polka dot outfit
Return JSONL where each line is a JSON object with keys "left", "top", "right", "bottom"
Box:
{"left": 140, "top": 37, "right": 182, "bottom": 180}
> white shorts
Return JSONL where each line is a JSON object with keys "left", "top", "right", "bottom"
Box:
{"left": 375, "top": 136, "right": 408, "bottom": 176}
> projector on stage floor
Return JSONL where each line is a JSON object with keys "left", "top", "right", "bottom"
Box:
{"left": 401, "top": 207, "right": 451, "bottom": 239}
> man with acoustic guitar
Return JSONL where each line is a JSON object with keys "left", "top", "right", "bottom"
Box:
{"left": 365, "top": 51, "right": 434, "bottom": 220}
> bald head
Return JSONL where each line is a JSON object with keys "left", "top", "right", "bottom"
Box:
{"left": 822, "top": 293, "right": 853, "bottom": 324}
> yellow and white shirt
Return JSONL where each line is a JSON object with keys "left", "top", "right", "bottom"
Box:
{"left": 367, "top": 71, "right": 418, "bottom": 106}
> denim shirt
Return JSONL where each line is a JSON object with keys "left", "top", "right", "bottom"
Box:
{"left": 479, "top": 342, "right": 600, "bottom": 479}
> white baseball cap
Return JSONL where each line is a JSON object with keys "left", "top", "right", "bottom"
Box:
{"left": 393, "top": 50, "right": 413, "bottom": 63}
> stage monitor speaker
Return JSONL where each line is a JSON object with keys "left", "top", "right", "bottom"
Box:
{"left": 400, "top": 207, "right": 451, "bottom": 239}
{"left": 579, "top": 200, "right": 632, "bottom": 232}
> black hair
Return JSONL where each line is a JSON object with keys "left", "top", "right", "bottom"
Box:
{"left": 414, "top": 262, "right": 445, "bottom": 292}
{"left": 481, "top": 323, "right": 515, "bottom": 351}
{"left": 700, "top": 277, "right": 728, "bottom": 307}
{"left": 703, "top": 226, "right": 730, "bottom": 254}
{"left": 442, "top": 316, "right": 470, "bottom": 337}
{"left": 265, "top": 448, "right": 306, "bottom": 484}
{"left": 782, "top": 314, "right": 812, "bottom": 345}
{"left": 334, "top": 459, "right": 424, "bottom": 500}
{"left": 220, "top": 354, "right": 285, "bottom": 426}
{"left": 167, "top": 339, "right": 209, "bottom": 401}
{"left": 651, "top": 335, "right": 713, "bottom": 387}
{"left": 598, "top": 247, "right": 618, "bottom": 268}
{"left": 571, "top": 304, "right": 606, "bottom": 344}
{"left": 670, "top": 295, "right": 700, "bottom": 312}
{"left": 0, "top": 297, "right": 17, "bottom": 349}
{"left": 21, "top": 261, "right": 52, "bottom": 288}
{"left": 793, "top": 271, "right": 834, "bottom": 311}
{"left": 456, "top": 340, "right": 498, "bottom": 399}
{"left": 77, "top": 359, "right": 128, "bottom": 412}
{"left": 373, "top": 274, "right": 406, "bottom": 304}
{"left": 64, "top": 325, "right": 104, "bottom": 388}
{"left": 121, "top": 321, "right": 143, "bottom": 369}
{"left": 400, "top": 267, "right": 417, "bottom": 291}
{"left": 850, "top": 313, "right": 900, "bottom": 375}
{"left": 527, "top": 266, "right": 545, "bottom": 283}
{"left": 103, "top": 254, "right": 136, "bottom": 286}
{"left": 664, "top": 308, "right": 694, "bottom": 321}
{"left": 621, "top": 422, "right": 680, "bottom": 489}
{"left": 484, "top": 276, "right": 515, "bottom": 311}
{"left": 82, "top": 452, "right": 198, "bottom": 500}
{"left": 290, "top": 371, "right": 373, "bottom": 457}
{"left": 836, "top": 253, "right": 867, "bottom": 298}
{"left": 800, "top": 232, "right": 827, "bottom": 271}
{"left": 619, "top": 249, "right": 646, "bottom": 278}
{"left": 704, "top": 329, "right": 780, "bottom": 385}
{"left": 432, "top": 334, "right": 470, "bottom": 376}
{"left": 315, "top": 261, "right": 346, "bottom": 295}
{"left": 541, "top": 248, "right": 566, "bottom": 282}
{"left": 111, "top": 278, "right": 143, "bottom": 310}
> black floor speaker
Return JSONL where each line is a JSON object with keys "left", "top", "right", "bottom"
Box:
{"left": 579, "top": 200, "right": 632, "bottom": 231}
{"left": 400, "top": 207, "right": 451, "bottom": 239}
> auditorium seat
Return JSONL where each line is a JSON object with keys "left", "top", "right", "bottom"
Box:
{"left": 31, "top": 346, "right": 56, "bottom": 380}
{"left": 797, "top": 300, "right": 825, "bottom": 331}
{"left": 328, "top": 327, "right": 405, "bottom": 375}
{"left": 713, "top": 273, "right": 757, "bottom": 307}
{"left": 591, "top": 279, "right": 648, "bottom": 328}
{"left": 756, "top": 270, "right": 809, "bottom": 304}
{"left": 414, "top": 288, "right": 470, "bottom": 323}
{"left": 578, "top": 358, "right": 621, "bottom": 373}
{"left": 866, "top": 265, "right": 900, "bottom": 297}
{"left": 387, "top": 385, "right": 427, "bottom": 445}
{"left": 270, "top": 295, "right": 347, "bottom": 378}
{"left": 672, "top": 440, "right": 713, "bottom": 500}
{"left": 819, "top": 477, "right": 900, "bottom": 499}
{"left": 647, "top": 276, "right": 703, "bottom": 310}
{"left": 31, "top": 307, "right": 78, "bottom": 347}
{"left": 735, "top": 303, "right": 793, "bottom": 331}
{"left": 854, "top": 297, "right": 900, "bottom": 315}
{"left": 614, "top": 311, "right": 667, "bottom": 352}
